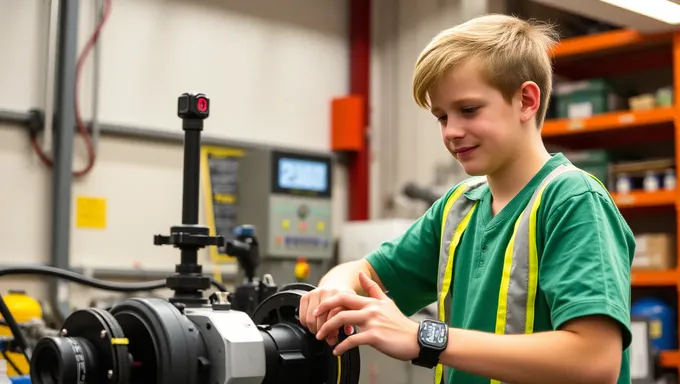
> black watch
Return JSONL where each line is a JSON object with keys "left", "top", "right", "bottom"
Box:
{"left": 412, "top": 319, "right": 449, "bottom": 368}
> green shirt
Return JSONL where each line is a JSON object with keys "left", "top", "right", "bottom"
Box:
{"left": 366, "top": 153, "right": 634, "bottom": 384}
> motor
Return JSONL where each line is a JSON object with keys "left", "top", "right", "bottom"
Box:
{"left": 20, "top": 92, "right": 360, "bottom": 384}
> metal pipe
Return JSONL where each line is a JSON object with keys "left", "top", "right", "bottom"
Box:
{"left": 42, "top": 0, "right": 60, "bottom": 154}
{"left": 51, "top": 0, "right": 80, "bottom": 320}
{"left": 0, "top": 109, "right": 334, "bottom": 158}
{"left": 92, "top": 0, "right": 103, "bottom": 151}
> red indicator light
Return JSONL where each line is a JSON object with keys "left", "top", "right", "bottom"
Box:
{"left": 197, "top": 98, "right": 208, "bottom": 113}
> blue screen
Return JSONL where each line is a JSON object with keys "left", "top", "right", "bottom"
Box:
{"left": 278, "top": 158, "right": 328, "bottom": 192}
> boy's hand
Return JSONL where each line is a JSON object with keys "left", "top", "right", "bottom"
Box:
{"left": 299, "top": 285, "right": 356, "bottom": 345}
{"left": 314, "top": 272, "right": 420, "bottom": 361}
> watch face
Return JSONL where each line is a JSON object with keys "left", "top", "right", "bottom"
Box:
{"left": 420, "top": 320, "right": 447, "bottom": 348}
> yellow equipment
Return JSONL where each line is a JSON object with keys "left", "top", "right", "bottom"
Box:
{"left": 0, "top": 290, "right": 42, "bottom": 376}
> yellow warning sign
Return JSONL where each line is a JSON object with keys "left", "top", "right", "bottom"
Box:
{"left": 75, "top": 196, "right": 107, "bottom": 229}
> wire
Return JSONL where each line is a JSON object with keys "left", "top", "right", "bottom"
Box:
{"left": 0, "top": 266, "right": 165, "bottom": 292}
{"left": 0, "top": 265, "right": 227, "bottom": 293}
{"left": 30, "top": 0, "right": 112, "bottom": 177}
{"left": 0, "top": 265, "right": 228, "bottom": 365}
{"left": 1, "top": 350, "right": 23, "bottom": 376}
{"left": 0, "top": 296, "right": 31, "bottom": 364}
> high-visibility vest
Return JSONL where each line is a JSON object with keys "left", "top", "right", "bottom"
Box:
{"left": 434, "top": 164, "right": 595, "bottom": 384}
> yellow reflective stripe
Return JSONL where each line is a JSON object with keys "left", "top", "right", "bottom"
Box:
{"left": 439, "top": 185, "right": 467, "bottom": 246}
{"left": 494, "top": 212, "right": 523, "bottom": 335}
{"left": 435, "top": 202, "right": 477, "bottom": 384}
{"left": 439, "top": 202, "right": 477, "bottom": 320}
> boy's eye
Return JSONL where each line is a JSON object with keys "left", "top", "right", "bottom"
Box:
{"left": 436, "top": 115, "right": 447, "bottom": 124}
{"left": 461, "top": 106, "right": 479, "bottom": 115}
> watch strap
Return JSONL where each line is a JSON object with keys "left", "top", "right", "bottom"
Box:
{"left": 412, "top": 345, "right": 441, "bottom": 367}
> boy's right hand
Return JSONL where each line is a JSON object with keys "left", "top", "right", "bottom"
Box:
{"left": 299, "top": 286, "right": 356, "bottom": 345}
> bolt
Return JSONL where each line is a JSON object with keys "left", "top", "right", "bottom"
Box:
{"left": 60, "top": 329, "right": 67, "bottom": 337}
{"left": 107, "top": 370, "right": 113, "bottom": 379}
{"left": 100, "top": 330, "right": 107, "bottom": 338}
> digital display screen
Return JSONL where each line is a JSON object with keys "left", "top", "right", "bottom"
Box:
{"left": 420, "top": 321, "right": 447, "bottom": 348}
{"left": 278, "top": 157, "right": 328, "bottom": 192}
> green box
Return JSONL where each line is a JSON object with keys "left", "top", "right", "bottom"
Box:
{"left": 554, "top": 79, "right": 619, "bottom": 119}
{"left": 564, "top": 150, "right": 611, "bottom": 188}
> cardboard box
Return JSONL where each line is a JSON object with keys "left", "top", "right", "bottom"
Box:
{"left": 633, "top": 234, "right": 676, "bottom": 270}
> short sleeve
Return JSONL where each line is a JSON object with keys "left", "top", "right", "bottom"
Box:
{"left": 540, "top": 190, "right": 634, "bottom": 349}
{"left": 365, "top": 194, "right": 449, "bottom": 316}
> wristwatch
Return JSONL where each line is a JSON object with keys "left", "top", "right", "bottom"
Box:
{"left": 412, "top": 319, "right": 449, "bottom": 368}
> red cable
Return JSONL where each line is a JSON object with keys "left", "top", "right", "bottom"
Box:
{"left": 31, "top": 0, "right": 112, "bottom": 177}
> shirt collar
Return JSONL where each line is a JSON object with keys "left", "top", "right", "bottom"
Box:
{"left": 461, "top": 153, "right": 569, "bottom": 202}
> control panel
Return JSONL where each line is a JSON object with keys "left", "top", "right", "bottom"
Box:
{"left": 268, "top": 195, "right": 332, "bottom": 258}
{"left": 233, "top": 147, "right": 334, "bottom": 261}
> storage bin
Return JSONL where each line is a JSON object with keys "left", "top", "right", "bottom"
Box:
{"left": 554, "top": 79, "right": 620, "bottom": 119}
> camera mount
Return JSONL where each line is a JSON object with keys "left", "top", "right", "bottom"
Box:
{"left": 153, "top": 93, "right": 221, "bottom": 307}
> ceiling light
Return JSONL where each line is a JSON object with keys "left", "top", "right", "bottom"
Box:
{"left": 600, "top": 0, "right": 680, "bottom": 24}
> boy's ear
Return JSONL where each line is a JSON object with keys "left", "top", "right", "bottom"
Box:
{"left": 519, "top": 81, "right": 540, "bottom": 123}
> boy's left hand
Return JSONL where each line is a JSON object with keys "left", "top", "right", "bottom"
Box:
{"left": 313, "top": 271, "right": 420, "bottom": 361}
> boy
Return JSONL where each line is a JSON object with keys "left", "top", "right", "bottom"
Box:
{"left": 300, "top": 14, "right": 633, "bottom": 384}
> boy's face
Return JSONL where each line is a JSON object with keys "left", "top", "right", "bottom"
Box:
{"left": 429, "top": 61, "right": 532, "bottom": 177}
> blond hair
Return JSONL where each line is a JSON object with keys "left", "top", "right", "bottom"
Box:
{"left": 412, "top": 14, "right": 559, "bottom": 127}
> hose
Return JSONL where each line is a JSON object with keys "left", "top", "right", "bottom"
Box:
{"left": 0, "top": 265, "right": 228, "bottom": 366}
{"left": 30, "top": 0, "right": 112, "bottom": 177}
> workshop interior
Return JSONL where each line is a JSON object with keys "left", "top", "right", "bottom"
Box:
{"left": 1, "top": 0, "right": 680, "bottom": 383}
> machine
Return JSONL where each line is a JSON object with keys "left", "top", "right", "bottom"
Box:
{"left": 0, "top": 92, "right": 360, "bottom": 384}
{"left": 236, "top": 146, "right": 335, "bottom": 284}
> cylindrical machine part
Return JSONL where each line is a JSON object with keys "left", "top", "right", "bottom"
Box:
{"left": 31, "top": 337, "right": 98, "bottom": 384}
{"left": 259, "top": 322, "right": 312, "bottom": 384}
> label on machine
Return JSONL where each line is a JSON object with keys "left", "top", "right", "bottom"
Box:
{"left": 201, "top": 146, "right": 245, "bottom": 263}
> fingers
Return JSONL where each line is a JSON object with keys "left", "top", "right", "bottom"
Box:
{"left": 299, "top": 293, "right": 310, "bottom": 327}
{"left": 315, "top": 294, "right": 371, "bottom": 316}
{"left": 316, "top": 290, "right": 332, "bottom": 335}
{"left": 333, "top": 331, "right": 372, "bottom": 355}
{"left": 317, "top": 310, "right": 367, "bottom": 340}
{"left": 304, "top": 294, "right": 321, "bottom": 333}
{"left": 358, "top": 272, "right": 388, "bottom": 300}
{"left": 325, "top": 305, "right": 346, "bottom": 345}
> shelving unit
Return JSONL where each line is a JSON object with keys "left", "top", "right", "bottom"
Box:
{"left": 548, "top": 28, "right": 680, "bottom": 371}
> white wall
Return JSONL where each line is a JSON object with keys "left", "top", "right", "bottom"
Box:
{"left": 369, "top": 0, "right": 506, "bottom": 219}
{"left": 0, "top": 0, "right": 349, "bottom": 305}
{"left": 0, "top": 0, "right": 507, "bottom": 308}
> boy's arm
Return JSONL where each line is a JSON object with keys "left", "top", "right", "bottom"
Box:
{"left": 318, "top": 258, "right": 385, "bottom": 296}
{"left": 439, "top": 190, "right": 632, "bottom": 384}
{"left": 362, "top": 198, "right": 445, "bottom": 315}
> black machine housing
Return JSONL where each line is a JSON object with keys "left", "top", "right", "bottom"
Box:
{"left": 25, "top": 92, "right": 360, "bottom": 384}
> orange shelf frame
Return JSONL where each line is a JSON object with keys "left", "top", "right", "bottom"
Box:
{"left": 612, "top": 190, "right": 677, "bottom": 208}
{"left": 631, "top": 269, "right": 678, "bottom": 287}
{"left": 551, "top": 29, "right": 672, "bottom": 58}
{"left": 542, "top": 108, "right": 675, "bottom": 137}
